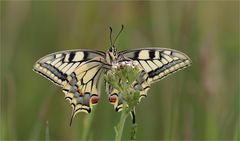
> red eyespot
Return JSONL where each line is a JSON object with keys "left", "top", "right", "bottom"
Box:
{"left": 91, "top": 95, "right": 98, "bottom": 105}
{"left": 109, "top": 95, "right": 118, "bottom": 104}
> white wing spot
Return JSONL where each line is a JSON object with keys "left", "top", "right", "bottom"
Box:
{"left": 34, "top": 64, "right": 40, "bottom": 68}
{"left": 73, "top": 52, "right": 84, "bottom": 61}
{"left": 64, "top": 54, "right": 70, "bottom": 62}
{"left": 138, "top": 50, "right": 150, "bottom": 60}
{"left": 164, "top": 50, "right": 171, "bottom": 55}
{"left": 154, "top": 51, "right": 160, "bottom": 59}
{"left": 159, "top": 72, "right": 164, "bottom": 78}
{"left": 55, "top": 54, "right": 62, "bottom": 58}
{"left": 173, "top": 52, "right": 187, "bottom": 60}
{"left": 169, "top": 66, "right": 175, "bottom": 72}
{"left": 43, "top": 68, "right": 47, "bottom": 73}
{"left": 164, "top": 69, "right": 170, "bottom": 74}
{"left": 173, "top": 57, "right": 179, "bottom": 60}
{"left": 46, "top": 70, "right": 51, "bottom": 75}
{"left": 174, "top": 64, "right": 180, "bottom": 69}
{"left": 179, "top": 62, "right": 185, "bottom": 67}
{"left": 57, "top": 79, "right": 62, "bottom": 84}
{"left": 53, "top": 76, "right": 58, "bottom": 81}
{"left": 185, "top": 60, "right": 191, "bottom": 65}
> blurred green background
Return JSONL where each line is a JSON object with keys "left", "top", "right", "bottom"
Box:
{"left": 1, "top": 1, "right": 239, "bottom": 140}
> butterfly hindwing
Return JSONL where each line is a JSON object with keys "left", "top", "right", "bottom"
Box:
{"left": 106, "top": 70, "right": 150, "bottom": 112}
{"left": 62, "top": 57, "right": 105, "bottom": 121}
{"left": 33, "top": 50, "right": 105, "bottom": 86}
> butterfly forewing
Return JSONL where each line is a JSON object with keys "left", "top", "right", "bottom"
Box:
{"left": 33, "top": 50, "right": 105, "bottom": 86}
{"left": 119, "top": 48, "right": 191, "bottom": 83}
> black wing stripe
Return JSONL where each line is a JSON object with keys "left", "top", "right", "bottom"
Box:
{"left": 133, "top": 50, "right": 140, "bottom": 59}
{"left": 83, "top": 51, "right": 89, "bottom": 60}
{"left": 34, "top": 69, "right": 62, "bottom": 86}
{"left": 38, "top": 63, "right": 68, "bottom": 81}
{"left": 149, "top": 50, "right": 155, "bottom": 59}
{"left": 68, "top": 52, "right": 75, "bottom": 62}
{"left": 148, "top": 60, "right": 181, "bottom": 78}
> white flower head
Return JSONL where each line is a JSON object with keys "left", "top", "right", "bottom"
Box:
{"left": 111, "top": 61, "right": 140, "bottom": 72}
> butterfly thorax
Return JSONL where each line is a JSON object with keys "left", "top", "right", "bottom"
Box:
{"left": 106, "top": 46, "right": 118, "bottom": 64}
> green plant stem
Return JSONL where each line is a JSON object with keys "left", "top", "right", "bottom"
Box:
{"left": 106, "top": 64, "right": 141, "bottom": 140}
{"left": 45, "top": 121, "right": 49, "bottom": 141}
{"left": 115, "top": 106, "right": 128, "bottom": 141}
{"left": 81, "top": 107, "right": 96, "bottom": 140}
{"left": 130, "top": 123, "right": 137, "bottom": 140}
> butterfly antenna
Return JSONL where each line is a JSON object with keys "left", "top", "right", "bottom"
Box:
{"left": 113, "top": 24, "right": 124, "bottom": 46}
{"left": 109, "top": 26, "right": 113, "bottom": 47}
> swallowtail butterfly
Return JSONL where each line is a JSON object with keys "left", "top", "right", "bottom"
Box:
{"left": 33, "top": 26, "right": 191, "bottom": 124}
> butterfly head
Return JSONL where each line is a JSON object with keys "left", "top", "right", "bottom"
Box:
{"left": 108, "top": 46, "right": 117, "bottom": 56}
{"left": 107, "top": 46, "right": 118, "bottom": 64}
